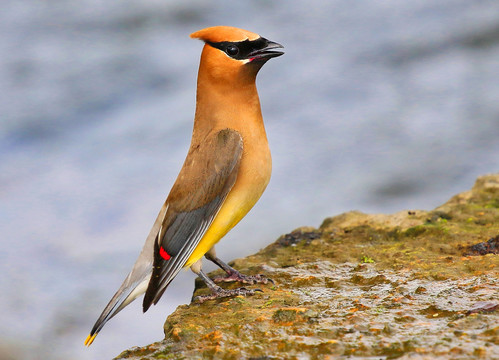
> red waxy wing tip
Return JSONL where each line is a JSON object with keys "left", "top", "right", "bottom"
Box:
{"left": 159, "top": 246, "right": 171, "bottom": 260}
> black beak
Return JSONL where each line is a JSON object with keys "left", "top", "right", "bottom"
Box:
{"left": 248, "top": 39, "right": 284, "bottom": 62}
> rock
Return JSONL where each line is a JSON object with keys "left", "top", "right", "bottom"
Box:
{"left": 115, "top": 174, "right": 499, "bottom": 360}
{"left": 463, "top": 235, "right": 499, "bottom": 256}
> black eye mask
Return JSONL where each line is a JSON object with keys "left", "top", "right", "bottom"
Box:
{"left": 206, "top": 38, "right": 270, "bottom": 60}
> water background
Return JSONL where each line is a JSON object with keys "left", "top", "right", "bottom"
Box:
{"left": 1, "top": 1, "right": 498, "bottom": 359}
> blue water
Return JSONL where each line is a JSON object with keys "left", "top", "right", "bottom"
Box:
{"left": 1, "top": 1, "right": 498, "bottom": 359}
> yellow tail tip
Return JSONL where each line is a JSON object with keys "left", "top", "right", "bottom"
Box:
{"left": 84, "top": 333, "right": 97, "bottom": 347}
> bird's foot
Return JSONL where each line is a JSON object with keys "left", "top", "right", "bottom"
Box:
{"left": 194, "top": 287, "right": 262, "bottom": 303}
{"left": 212, "top": 270, "right": 274, "bottom": 285}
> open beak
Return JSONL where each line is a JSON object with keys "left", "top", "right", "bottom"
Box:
{"left": 248, "top": 39, "right": 284, "bottom": 62}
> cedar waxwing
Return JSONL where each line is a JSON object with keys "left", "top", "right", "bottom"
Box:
{"left": 84, "top": 26, "right": 283, "bottom": 346}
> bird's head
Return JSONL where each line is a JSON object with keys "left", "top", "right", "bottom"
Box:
{"left": 191, "top": 26, "right": 284, "bottom": 85}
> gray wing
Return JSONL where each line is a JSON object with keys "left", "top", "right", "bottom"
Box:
{"left": 142, "top": 128, "right": 243, "bottom": 311}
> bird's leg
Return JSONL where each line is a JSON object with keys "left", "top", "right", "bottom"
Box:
{"left": 205, "top": 247, "right": 273, "bottom": 285}
{"left": 190, "top": 260, "right": 261, "bottom": 303}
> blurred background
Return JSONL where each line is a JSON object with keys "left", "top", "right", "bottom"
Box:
{"left": 1, "top": 0, "right": 498, "bottom": 359}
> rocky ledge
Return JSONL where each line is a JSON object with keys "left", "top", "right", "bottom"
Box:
{"left": 115, "top": 174, "right": 499, "bottom": 359}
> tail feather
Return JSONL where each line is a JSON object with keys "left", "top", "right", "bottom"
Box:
{"left": 84, "top": 204, "right": 167, "bottom": 346}
{"left": 84, "top": 265, "right": 152, "bottom": 346}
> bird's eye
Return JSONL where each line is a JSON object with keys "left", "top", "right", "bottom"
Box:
{"left": 226, "top": 44, "right": 239, "bottom": 56}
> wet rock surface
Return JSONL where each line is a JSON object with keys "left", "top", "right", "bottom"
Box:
{"left": 115, "top": 174, "right": 499, "bottom": 360}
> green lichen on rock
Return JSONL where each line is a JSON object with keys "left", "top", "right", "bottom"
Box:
{"left": 115, "top": 174, "right": 499, "bottom": 360}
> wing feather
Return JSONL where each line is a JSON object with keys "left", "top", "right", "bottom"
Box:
{"left": 142, "top": 129, "right": 243, "bottom": 311}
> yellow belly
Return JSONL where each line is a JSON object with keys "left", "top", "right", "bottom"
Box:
{"left": 184, "top": 147, "right": 271, "bottom": 267}
{"left": 184, "top": 194, "right": 254, "bottom": 267}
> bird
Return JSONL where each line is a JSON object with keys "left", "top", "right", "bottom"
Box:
{"left": 84, "top": 26, "right": 283, "bottom": 346}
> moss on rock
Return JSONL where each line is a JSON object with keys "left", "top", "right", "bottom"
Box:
{"left": 115, "top": 174, "right": 499, "bottom": 360}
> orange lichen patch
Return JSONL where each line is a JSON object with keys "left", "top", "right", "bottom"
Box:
{"left": 369, "top": 325, "right": 384, "bottom": 335}
{"left": 292, "top": 275, "right": 320, "bottom": 286}
{"left": 202, "top": 330, "right": 223, "bottom": 343}
{"left": 284, "top": 307, "right": 308, "bottom": 312}
{"left": 171, "top": 326, "right": 182, "bottom": 342}
{"left": 414, "top": 347, "right": 430, "bottom": 354}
